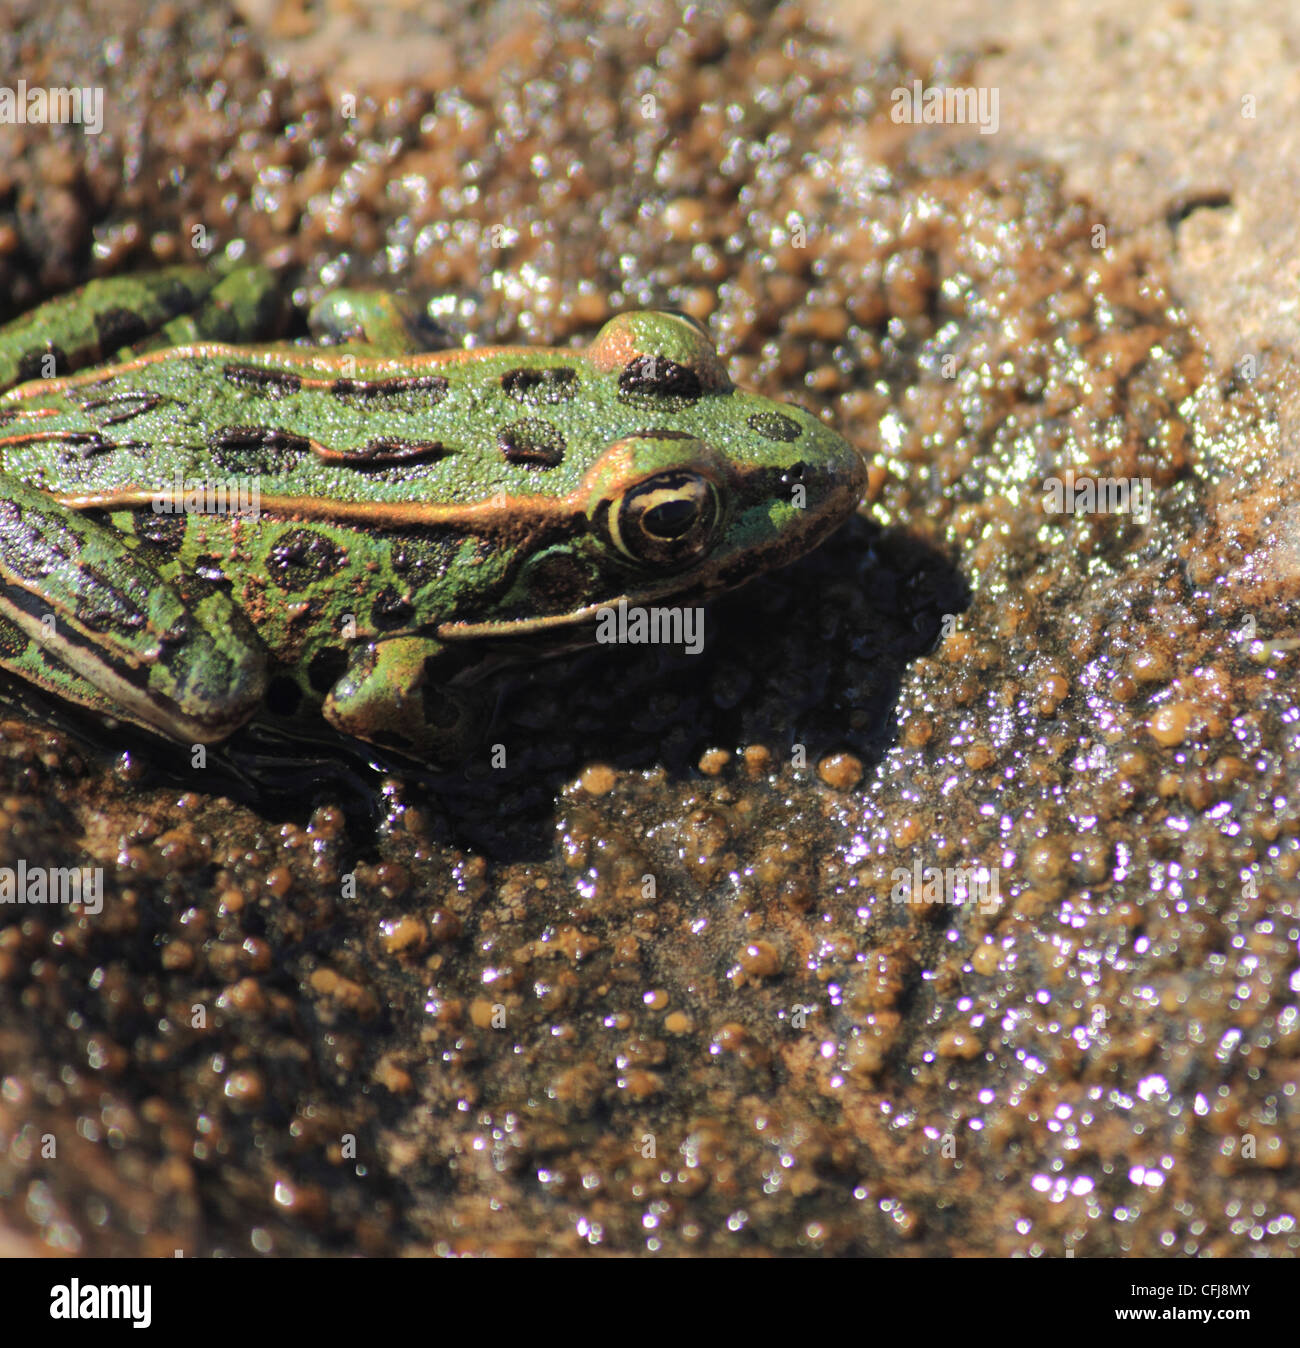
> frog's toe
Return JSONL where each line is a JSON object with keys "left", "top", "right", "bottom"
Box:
{"left": 150, "top": 613, "right": 269, "bottom": 743}
{"left": 322, "top": 636, "right": 482, "bottom": 761}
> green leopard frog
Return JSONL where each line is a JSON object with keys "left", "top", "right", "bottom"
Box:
{"left": 0, "top": 263, "right": 865, "bottom": 761}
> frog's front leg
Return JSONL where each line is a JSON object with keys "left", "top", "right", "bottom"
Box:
{"left": 322, "top": 635, "right": 484, "bottom": 761}
{"left": 0, "top": 476, "right": 268, "bottom": 743}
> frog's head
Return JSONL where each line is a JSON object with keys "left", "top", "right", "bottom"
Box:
{"left": 460, "top": 311, "right": 865, "bottom": 643}
{"left": 575, "top": 421, "right": 857, "bottom": 598}
{"left": 580, "top": 311, "right": 865, "bottom": 594}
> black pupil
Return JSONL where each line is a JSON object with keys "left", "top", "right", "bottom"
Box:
{"left": 644, "top": 497, "right": 698, "bottom": 539}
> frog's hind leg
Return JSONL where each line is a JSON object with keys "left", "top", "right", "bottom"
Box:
{"left": 151, "top": 264, "right": 287, "bottom": 349}
{"left": 0, "top": 477, "right": 267, "bottom": 744}
{"left": 0, "top": 263, "right": 286, "bottom": 393}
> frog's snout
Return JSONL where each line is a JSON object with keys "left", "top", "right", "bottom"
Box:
{"left": 777, "top": 425, "right": 867, "bottom": 536}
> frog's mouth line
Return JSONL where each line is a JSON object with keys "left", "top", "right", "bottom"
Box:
{"left": 435, "top": 474, "right": 863, "bottom": 642}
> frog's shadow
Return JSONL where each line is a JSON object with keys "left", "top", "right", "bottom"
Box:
{"left": 38, "top": 517, "right": 966, "bottom": 859}
{"left": 231, "top": 515, "right": 964, "bottom": 854}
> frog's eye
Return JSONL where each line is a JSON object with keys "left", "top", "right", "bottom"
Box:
{"left": 609, "top": 471, "right": 721, "bottom": 567}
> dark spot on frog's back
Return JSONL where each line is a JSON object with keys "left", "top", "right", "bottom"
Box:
{"left": 94, "top": 307, "right": 151, "bottom": 354}
{"left": 330, "top": 373, "right": 449, "bottom": 411}
{"left": 182, "top": 570, "right": 227, "bottom": 601}
{"left": 209, "top": 426, "right": 309, "bottom": 474}
{"left": 391, "top": 532, "right": 464, "bottom": 585}
{"left": 501, "top": 366, "right": 578, "bottom": 403}
{"left": 222, "top": 365, "right": 302, "bottom": 398}
{"left": 155, "top": 277, "right": 198, "bottom": 320}
{"left": 267, "top": 528, "right": 348, "bottom": 591}
{"left": 618, "top": 355, "right": 703, "bottom": 406}
{"left": 79, "top": 390, "right": 164, "bottom": 426}
{"left": 73, "top": 564, "right": 146, "bottom": 638}
{"left": 53, "top": 432, "right": 113, "bottom": 460}
{"left": 371, "top": 585, "right": 415, "bottom": 631}
{"left": 748, "top": 411, "right": 802, "bottom": 442}
{"left": 130, "top": 509, "right": 187, "bottom": 554}
{"left": 351, "top": 437, "right": 448, "bottom": 466}
{"left": 498, "top": 418, "right": 565, "bottom": 467}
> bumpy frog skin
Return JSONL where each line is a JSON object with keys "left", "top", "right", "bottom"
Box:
{"left": 0, "top": 264, "right": 865, "bottom": 761}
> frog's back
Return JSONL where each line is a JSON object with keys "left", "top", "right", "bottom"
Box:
{"left": 0, "top": 310, "right": 825, "bottom": 512}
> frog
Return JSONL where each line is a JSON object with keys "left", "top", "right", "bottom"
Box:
{"left": 0, "top": 262, "right": 866, "bottom": 763}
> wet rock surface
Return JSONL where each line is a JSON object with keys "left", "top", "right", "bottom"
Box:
{"left": 0, "top": 0, "right": 1296, "bottom": 1255}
